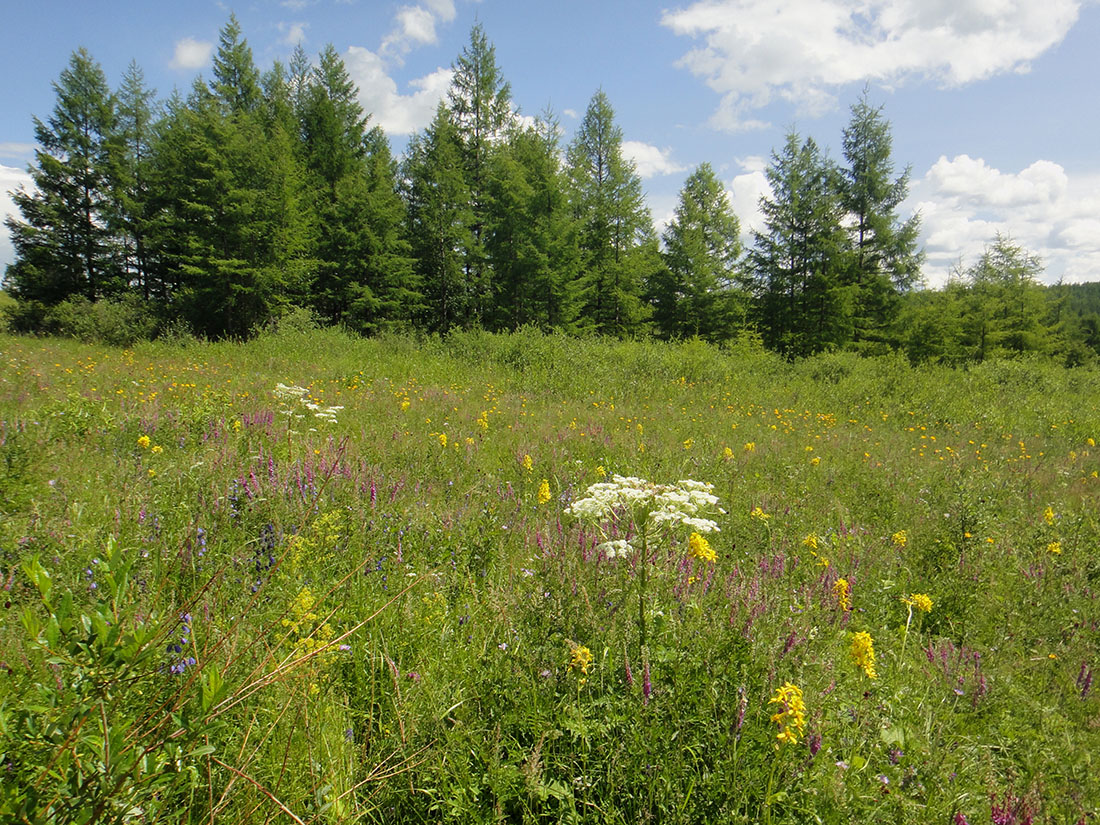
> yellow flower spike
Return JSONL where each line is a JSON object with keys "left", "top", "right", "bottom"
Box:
{"left": 833, "top": 577, "right": 852, "bottom": 610}
{"left": 1043, "top": 505, "right": 1056, "bottom": 525}
{"left": 688, "top": 532, "right": 716, "bottom": 563}
{"left": 137, "top": 434, "right": 150, "bottom": 449}
{"left": 567, "top": 641, "right": 593, "bottom": 676}
{"left": 438, "top": 433, "right": 447, "bottom": 448}
{"left": 768, "top": 682, "right": 806, "bottom": 747}
{"left": 723, "top": 446, "right": 734, "bottom": 460}
{"left": 537, "top": 479, "right": 551, "bottom": 506}
{"left": 850, "top": 631, "right": 877, "bottom": 679}
{"left": 522, "top": 454, "right": 533, "bottom": 472}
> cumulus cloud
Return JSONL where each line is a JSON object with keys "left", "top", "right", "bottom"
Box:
{"left": 0, "top": 143, "right": 35, "bottom": 162}
{"left": 908, "top": 155, "right": 1100, "bottom": 285}
{"left": 622, "top": 141, "right": 688, "bottom": 178}
{"left": 278, "top": 21, "right": 309, "bottom": 46}
{"left": 725, "top": 155, "right": 770, "bottom": 242}
{"left": 381, "top": 0, "right": 457, "bottom": 61}
{"left": 345, "top": 47, "right": 452, "bottom": 135}
{"left": 170, "top": 37, "right": 213, "bottom": 71}
{"left": 661, "top": 0, "right": 1083, "bottom": 130}
{"left": 1, "top": 163, "right": 34, "bottom": 275}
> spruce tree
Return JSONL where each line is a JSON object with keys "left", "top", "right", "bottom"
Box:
{"left": 566, "top": 90, "right": 654, "bottom": 336}
{"left": 5, "top": 48, "right": 119, "bottom": 305}
{"left": 651, "top": 162, "right": 746, "bottom": 341}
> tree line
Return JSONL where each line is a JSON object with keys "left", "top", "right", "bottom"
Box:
{"left": 5, "top": 17, "right": 1100, "bottom": 363}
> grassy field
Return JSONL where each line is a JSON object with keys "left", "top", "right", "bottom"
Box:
{"left": 1, "top": 326, "right": 1098, "bottom": 824}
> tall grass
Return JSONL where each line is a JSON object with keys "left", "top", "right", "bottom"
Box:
{"left": 1, "top": 328, "right": 1097, "bottom": 823}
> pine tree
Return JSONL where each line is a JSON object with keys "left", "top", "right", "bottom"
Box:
{"left": 838, "top": 93, "right": 923, "bottom": 348}
{"left": 211, "top": 13, "right": 261, "bottom": 116}
{"left": 5, "top": 49, "right": 119, "bottom": 304}
{"left": 447, "top": 24, "right": 513, "bottom": 325}
{"left": 566, "top": 90, "right": 654, "bottom": 336}
{"left": 750, "top": 131, "right": 851, "bottom": 356}
{"left": 651, "top": 162, "right": 746, "bottom": 341}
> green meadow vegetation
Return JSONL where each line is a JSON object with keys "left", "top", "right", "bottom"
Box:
{"left": 1, "top": 326, "right": 1098, "bottom": 823}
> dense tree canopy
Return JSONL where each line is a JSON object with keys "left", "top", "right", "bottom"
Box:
{"left": 4, "top": 18, "right": 1098, "bottom": 364}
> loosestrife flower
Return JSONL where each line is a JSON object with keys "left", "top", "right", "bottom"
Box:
{"left": 850, "top": 631, "right": 877, "bottom": 679}
{"left": 903, "top": 593, "right": 933, "bottom": 613}
{"left": 892, "top": 530, "right": 908, "bottom": 547}
{"left": 833, "top": 577, "right": 852, "bottom": 611}
{"left": 1043, "top": 505, "right": 1056, "bottom": 525}
{"left": 537, "top": 479, "right": 551, "bottom": 506}
{"left": 522, "top": 454, "right": 533, "bottom": 472}
{"left": 769, "top": 682, "right": 806, "bottom": 746}
{"left": 688, "top": 531, "right": 716, "bottom": 563}
{"left": 568, "top": 642, "right": 593, "bottom": 675}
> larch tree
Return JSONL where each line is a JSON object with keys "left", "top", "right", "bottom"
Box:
{"left": 650, "top": 162, "right": 746, "bottom": 342}
{"left": 566, "top": 90, "right": 655, "bottom": 336}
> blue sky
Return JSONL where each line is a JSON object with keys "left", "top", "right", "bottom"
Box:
{"left": 3, "top": 0, "right": 1100, "bottom": 286}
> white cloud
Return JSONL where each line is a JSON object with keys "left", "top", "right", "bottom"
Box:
{"left": 563, "top": 108, "right": 578, "bottom": 119}
{"left": 1, "top": 163, "right": 34, "bottom": 277}
{"left": 622, "top": 141, "right": 688, "bottom": 178}
{"left": 726, "top": 155, "right": 770, "bottom": 244}
{"left": 280, "top": 0, "right": 315, "bottom": 9}
{"left": 278, "top": 21, "right": 309, "bottom": 46}
{"left": 0, "top": 142, "right": 35, "bottom": 162}
{"left": 381, "top": 1, "right": 457, "bottom": 60}
{"left": 345, "top": 47, "right": 453, "bottom": 135}
{"left": 170, "top": 37, "right": 213, "bottom": 71}
{"left": 662, "top": 0, "right": 1083, "bottom": 130}
{"left": 908, "top": 155, "right": 1100, "bottom": 285}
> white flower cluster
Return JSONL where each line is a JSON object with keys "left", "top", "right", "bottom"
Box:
{"left": 566, "top": 475, "right": 724, "bottom": 558}
{"left": 273, "top": 383, "right": 344, "bottom": 424}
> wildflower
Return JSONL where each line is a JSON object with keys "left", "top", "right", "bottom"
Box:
{"left": 151, "top": 444, "right": 163, "bottom": 454}
{"left": 137, "top": 434, "right": 150, "bottom": 449}
{"left": 744, "top": 442, "right": 756, "bottom": 453}
{"left": 723, "top": 446, "right": 734, "bottom": 460}
{"left": 1047, "top": 541, "right": 1062, "bottom": 555}
{"left": 594, "top": 465, "right": 606, "bottom": 478}
{"left": 438, "top": 432, "right": 447, "bottom": 448}
{"left": 232, "top": 419, "right": 242, "bottom": 432}
{"left": 537, "top": 479, "right": 551, "bottom": 506}
{"left": 903, "top": 593, "right": 933, "bottom": 613}
{"left": 596, "top": 539, "right": 635, "bottom": 559}
{"left": 683, "top": 438, "right": 694, "bottom": 450}
{"left": 1043, "top": 505, "right": 1056, "bottom": 525}
{"left": 1088, "top": 437, "right": 1096, "bottom": 447}
{"left": 892, "top": 530, "right": 908, "bottom": 547}
{"left": 688, "top": 532, "right": 716, "bottom": 563}
{"left": 833, "top": 577, "right": 852, "bottom": 610}
{"left": 802, "top": 533, "right": 819, "bottom": 550}
{"left": 477, "top": 412, "right": 489, "bottom": 431}
{"left": 850, "top": 631, "right": 877, "bottom": 679}
{"left": 810, "top": 456, "right": 820, "bottom": 466}
{"left": 522, "top": 454, "right": 533, "bottom": 472}
{"left": 768, "top": 682, "right": 806, "bottom": 746}
{"left": 750, "top": 506, "right": 770, "bottom": 522}
{"left": 568, "top": 642, "right": 593, "bottom": 675}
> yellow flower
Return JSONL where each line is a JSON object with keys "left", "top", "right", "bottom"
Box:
{"left": 810, "top": 456, "right": 820, "bottom": 466}
{"left": 802, "top": 533, "right": 819, "bottom": 550}
{"left": 683, "top": 438, "right": 694, "bottom": 450}
{"left": 594, "top": 465, "right": 606, "bottom": 478}
{"left": 850, "top": 631, "right": 877, "bottom": 679}
{"left": 1043, "top": 505, "right": 1056, "bottom": 525}
{"left": 568, "top": 642, "right": 593, "bottom": 675}
{"left": 438, "top": 432, "right": 447, "bottom": 448}
{"left": 137, "top": 434, "right": 150, "bottom": 449}
{"left": 232, "top": 419, "right": 242, "bottom": 432}
{"left": 723, "top": 446, "right": 734, "bottom": 460}
{"left": 768, "top": 682, "right": 806, "bottom": 746}
{"left": 891, "top": 530, "right": 908, "bottom": 547}
{"left": 151, "top": 444, "right": 163, "bottom": 454}
{"left": 750, "top": 506, "right": 770, "bottom": 522}
{"left": 833, "top": 577, "right": 852, "bottom": 611}
{"left": 743, "top": 442, "right": 756, "bottom": 453}
{"left": 537, "top": 479, "right": 551, "bottom": 506}
{"left": 1087, "top": 437, "right": 1095, "bottom": 447}
{"left": 147, "top": 468, "right": 156, "bottom": 478}
{"left": 400, "top": 399, "right": 410, "bottom": 411}
{"left": 688, "top": 532, "right": 716, "bottom": 564}
{"left": 477, "top": 412, "right": 489, "bottom": 431}
{"left": 1047, "top": 541, "right": 1062, "bottom": 555}
{"left": 903, "top": 593, "right": 933, "bottom": 613}
{"left": 522, "top": 454, "right": 533, "bottom": 472}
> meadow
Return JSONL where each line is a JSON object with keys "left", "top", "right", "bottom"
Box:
{"left": 0, "top": 325, "right": 1097, "bottom": 824}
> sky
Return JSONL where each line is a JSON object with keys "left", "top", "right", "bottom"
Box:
{"left": 3, "top": 0, "right": 1100, "bottom": 288}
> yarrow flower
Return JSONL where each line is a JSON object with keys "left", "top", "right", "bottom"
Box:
{"left": 833, "top": 577, "right": 852, "bottom": 611}
{"left": 768, "top": 682, "right": 806, "bottom": 746}
{"left": 850, "top": 631, "right": 877, "bottom": 679}
{"left": 537, "top": 479, "right": 551, "bottom": 506}
{"left": 903, "top": 593, "right": 933, "bottom": 613}
{"left": 688, "top": 531, "right": 716, "bottom": 563}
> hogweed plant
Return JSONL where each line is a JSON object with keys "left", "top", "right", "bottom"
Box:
{"left": 565, "top": 475, "right": 723, "bottom": 652}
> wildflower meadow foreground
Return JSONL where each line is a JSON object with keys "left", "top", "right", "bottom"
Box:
{"left": 1, "top": 326, "right": 1097, "bottom": 823}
